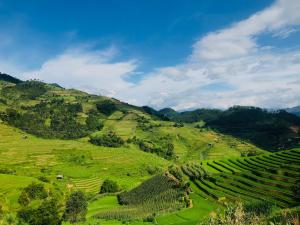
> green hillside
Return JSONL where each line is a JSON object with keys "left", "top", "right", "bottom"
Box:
{"left": 0, "top": 76, "right": 299, "bottom": 225}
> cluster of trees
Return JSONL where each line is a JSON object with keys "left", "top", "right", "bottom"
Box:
{"left": 2, "top": 80, "right": 47, "bottom": 100}
{"left": 96, "top": 100, "right": 117, "bottom": 116}
{"left": 18, "top": 183, "right": 48, "bottom": 206}
{"left": 128, "top": 136, "right": 175, "bottom": 159}
{"left": 16, "top": 183, "right": 88, "bottom": 225}
{"left": 90, "top": 131, "right": 124, "bottom": 147}
{"left": 0, "top": 99, "right": 103, "bottom": 139}
{"left": 207, "top": 106, "right": 300, "bottom": 150}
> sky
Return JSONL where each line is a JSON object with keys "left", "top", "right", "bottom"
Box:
{"left": 0, "top": 0, "right": 300, "bottom": 110}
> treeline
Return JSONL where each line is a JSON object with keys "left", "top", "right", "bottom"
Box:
{"left": 142, "top": 106, "right": 222, "bottom": 123}
{"left": 207, "top": 106, "right": 300, "bottom": 150}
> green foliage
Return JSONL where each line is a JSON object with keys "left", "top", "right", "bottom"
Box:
{"left": 17, "top": 199, "right": 61, "bottom": 225}
{"left": 118, "top": 174, "right": 182, "bottom": 206}
{"left": 0, "top": 99, "right": 103, "bottom": 139}
{"left": 18, "top": 183, "right": 47, "bottom": 206}
{"left": 86, "top": 112, "right": 104, "bottom": 131}
{"left": 241, "top": 149, "right": 261, "bottom": 157}
{"left": 132, "top": 137, "right": 175, "bottom": 160}
{"left": 2, "top": 80, "right": 47, "bottom": 100}
{"left": 90, "top": 131, "right": 124, "bottom": 147}
{"left": 18, "top": 191, "right": 30, "bottom": 206}
{"left": 0, "top": 204, "right": 3, "bottom": 220}
{"left": 173, "top": 122, "right": 184, "bottom": 127}
{"left": 96, "top": 100, "right": 117, "bottom": 116}
{"left": 244, "top": 201, "right": 275, "bottom": 216}
{"left": 159, "top": 108, "right": 222, "bottom": 123}
{"left": 0, "top": 167, "right": 16, "bottom": 175}
{"left": 63, "top": 191, "right": 88, "bottom": 223}
{"left": 291, "top": 178, "right": 300, "bottom": 202}
{"left": 37, "top": 176, "right": 50, "bottom": 183}
{"left": 168, "top": 165, "right": 184, "bottom": 182}
{"left": 100, "top": 179, "right": 119, "bottom": 194}
{"left": 207, "top": 106, "right": 300, "bottom": 150}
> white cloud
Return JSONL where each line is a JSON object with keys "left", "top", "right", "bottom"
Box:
{"left": 115, "top": 0, "right": 300, "bottom": 109}
{"left": 22, "top": 46, "right": 137, "bottom": 96}
{"left": 117, "top": 51, "right": 300, "bottom": 110}
{"left": 191, "top": 0, "right": 300, "bottom": 61}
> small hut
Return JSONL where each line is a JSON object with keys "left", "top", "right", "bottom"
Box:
{"left": 56, "top": 174, "right": 64, "bottom": 180}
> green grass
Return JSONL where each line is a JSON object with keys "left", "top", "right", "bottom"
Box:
{"left": 156, "top": 183, "right": 219, "bottom": 225}
{"left": 87, "top": 196, "right": 120, "bottom": 218}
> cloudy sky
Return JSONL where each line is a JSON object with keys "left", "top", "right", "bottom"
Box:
{"left": 0, "top": 0, "right": 300, "bottom": 110}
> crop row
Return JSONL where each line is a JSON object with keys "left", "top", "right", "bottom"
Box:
{"left": 183, "top": 149, "right": 300, "bottom": 208}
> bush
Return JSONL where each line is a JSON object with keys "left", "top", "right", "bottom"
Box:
{"left": 38, "top": 176, "right": 50, "bottom": 183}
{"left": 100, "top": 179, "right": 119, "bottom": 194}
{"left": 90, "top": 132, "right": 124, "bottom": 147}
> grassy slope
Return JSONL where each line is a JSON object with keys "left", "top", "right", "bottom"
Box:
{"left": 0, "top": 123, "right": 169, "bottom": 206}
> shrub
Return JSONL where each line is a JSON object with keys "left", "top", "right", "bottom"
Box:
{"left": 100, "top": 179, "right": 119, "bottom": 194}
{"left": 90, "top": 132, "right": 124, "bottom": 147}
{"left": 38, "top": 176, "right": 50, "bottom": 183}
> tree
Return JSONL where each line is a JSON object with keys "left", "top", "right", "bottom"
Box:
{"left": 23, "top": 182, "right": 48, "bottom": 200}
{"left": 100, "top": 179, "right": 119, "bottom": 194}
{"left": 89, "top": 131, "right": 124, "bottom": 147}
{"left": 17, "top": 199, "right": 61, "bottom": 225}
{"left": 63, "top": 191, "right": 87, "bottom": 223}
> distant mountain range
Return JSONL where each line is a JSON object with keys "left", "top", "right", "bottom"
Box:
{"left": 285, "top": 106, "right": 300, "bottom": 117}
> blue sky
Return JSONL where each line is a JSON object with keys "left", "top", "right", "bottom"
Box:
{"left": 0, "top": 0, "right": 300, "bottom": 109}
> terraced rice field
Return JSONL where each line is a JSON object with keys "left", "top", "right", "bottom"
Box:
{"left": 72, "top": 176, "right": 102, "bottom": 193}
{"left": 184, "top": 149, "right": 300, "bottom": 208}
